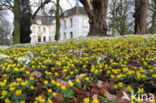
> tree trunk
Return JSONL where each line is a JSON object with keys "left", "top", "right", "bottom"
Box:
{"left": 134, "top": 0, "right": 148, "bottom": 34}
{"left": 79, "top": 0, "right": 108, "bottom": 36}
{"left": 13, "top": 0, "right": 20, "bottom": 44}
{"left": 55, "top": 0, "right": 60, "bottom": 40}
{"left": 151, "top": 0, "right": 156, "bottom": 34}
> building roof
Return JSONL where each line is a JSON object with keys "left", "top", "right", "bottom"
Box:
{"left": 32, "top": 1, "right": 87, "bottom": 24}
{"left": 62, "top": 1, "right": 87, "bottom": 18}
{"left": 33, "top": 16, "right": 55, "bottom": 25}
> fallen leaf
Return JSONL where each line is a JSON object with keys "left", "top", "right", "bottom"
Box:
{"left": 56, "top": 79, "right": 68, "bottom": 86}
{"left": 55, "top": 92, "right": 64, "bottom": 103}
{"left": 116, "top": 88, "right": 130, "bottom": 103}
{"left": 105, "top": 91, "right": 116, "bottom": 101}
{"left": 97, "top": 80, "right": 103, "bottom": 89}
{"left": 30, "top": 71, "right": 42, "bottom": 78}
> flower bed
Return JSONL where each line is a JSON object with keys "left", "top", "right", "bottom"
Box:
{"left": 0, "top": 35, "right": 156, "bottom": 103}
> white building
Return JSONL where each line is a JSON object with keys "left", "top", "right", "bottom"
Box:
{"left": 30, "top": 1, "right": 89, "bottom": 43}
{"left": 60, "top": 1, "right": 89, "bottom": 40}
{"left": 30, "top": 16, "right": 56, "bottom": 43}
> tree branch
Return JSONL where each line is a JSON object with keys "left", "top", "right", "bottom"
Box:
{"left": 31, "top": 0, "right": 51, "bottom": 19}
{"left": 0, "top": 2, "right": 13, "bottom": 11}
{"left": 66, "top": 0, "right": 73, "bottom": 8}
{"left": 149, "top": 8, "right": 156, "bottom": 12}
{"left": 79, "top": 0, "right": 94, "bottom": 18}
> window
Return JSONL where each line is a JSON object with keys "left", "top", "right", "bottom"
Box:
{"left": 70, "top": 18, "right": 73, "bottom": 28}
{"left": 43, "top": 27, "right": 46, "bottom": 32}
{"left": 64, "top": 20, "right": 66, "bottom": 29}
{"left": 83, "top": 18, "right": 88, "bottom": 27}
{"left": 49, "top": 36, "right": 51, "bottom": 41}
{"left": 32, "top": 26, "right": 36, "bottom": 32}
{"left": 70, "top": 32, "right": 73, "bottom": 39}
{"left": 43, "top": 36, "right": 46, "bottom": 42}
{"left": 49, "top": 27, "right": 51, "bottom": 33}
{"left": 38, "top": 36, "right": 41, "bottom": 42}
{"left": 38, "top": 26, "right": 41, "bottom": 32}
{"left": 63, "top": 33, "right": 66, "bottom": 39}
{"left": 32, "top": 36, "right": 36, "bottom": 42}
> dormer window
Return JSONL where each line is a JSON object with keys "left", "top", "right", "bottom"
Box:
{"left": 70, "top": 18, "right": 73, "bottom": 28}
{"left": 36, "top": 20, "right": 42, "bottom": 24}
{"left": 64, "top": 12, "right": 67, "bottom": 16}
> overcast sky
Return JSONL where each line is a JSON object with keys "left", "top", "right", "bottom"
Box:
{"left": 31, "top": 0, "right": 79, "bottom": 12}
{"left": 8, "top": 0, "right": 79, "bottom": 22}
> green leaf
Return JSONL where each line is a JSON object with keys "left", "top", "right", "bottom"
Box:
{"left": 61, "top": 87, "right": 74, "bottom": 98}
{"left": 112, "top": 99, "right": 119, "bottom": 103}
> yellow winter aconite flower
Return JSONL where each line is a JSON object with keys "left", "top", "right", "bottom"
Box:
{"left": 92, "top": 98, "right": 99, "bottom": 103}
{"left": 130, "top": 101, "right": 135, "bottom": 103}
{"left": 127, "top": 86, "right": 134, "bottom": 92}
{"left": 15, "top": 89, "right": 22, "bottom": 96}
{"left": 83, "top": 97, "right": 89, "bottom": 103}
{"left": 149, "top": 100, "right": 155, "bottom": 103}
{"left": 30, "top": 86, "right": 35, "bottom": 90}
{"left": 80, "top": 74, "right": 85, "bottom": 78}
{"left": 26, "top": 71, "right": 30, "bottom": 75}
{"left": 36, "top": 96, "right": 45, "bottom": 103}
{"left": 48, "top": 89, "right": 52, "bottom": 93}
{"left": 85, "top": 77, "right": 90, "bottom": 81}
{"left": 10, "top": 87, "right": 15, "bottom": 91}
{"left": 21, "top": 81, "right": 28, "bottom": 87}
{"left": 52, "top": 92, "right": 56, "bottom": 97}
{"left": 5, "top": 98, "right": 11, "bottom": 103}
{"left": 20, "top": 101, "right": 25, "bottom": 103}
{"left": 1, "top": 90, "right": 8, "bottom": 98}
{"left": 47, "top": 98, "right": 53, "bottom": 103}
{"left": 114, "top": 85, "right": 118, "bottom": 89}
{"left": 110, "top": 75, "right": 115, "bottom": 79}
{"left": 118, "top": 82, "right": 123, "bottom": 88}
{"left": 16, "top": 78, "right": 22, "bottom": 82}
{"left": 136, "top": 97, "right": 143, "bottom": 102}
{"left": 30, "top": 76, "right": 34, "bottom": 81}
{"left": 61, "top": 85, "right": 66, "bottom": 90}
{"left": 44, "top": 80, "right": 49, "bottom": 85}
{"left": 76, "top": 78, "right": 80, "bottom": 83}
{"left": 0, "top": 82, "right": 6, "bottom": 87}
{"left": 56, "top": 83, "right": 61, "bottom": 87}
{"left": 152, "top": 74, "right": 156, "bottom": 78}
{"left": 138, "top": 88, "right": 144, "bottom": 93}
{"left": 51, "top": 80, "right": 56, "bottom": 84}
{"left": 68, "top": 81, "right": 74, "bottom": 87}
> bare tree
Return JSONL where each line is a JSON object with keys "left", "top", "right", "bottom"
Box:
{"left": 133, "top": 0, "right": 148, "bottom": 34}
{"left": 0, "top": 0, "right": 51, "bottom": 44}
{"left": 149, "top": 0, "right": 156, "bottom": 34}
{"left": 79, "top": 0, "right": 109, "bottom": 36}
{"left": 55, "top": 0, "right": 60, "bottom": 40}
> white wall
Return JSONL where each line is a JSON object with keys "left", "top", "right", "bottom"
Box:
{"left": 60, "top": 15, "right": 89, "bottom": 40}
{"left": 30, "top": 14, "right": 90, "bottom": 43}
{"left": 30, "top": 24, "right": 55, "bottom": 43}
